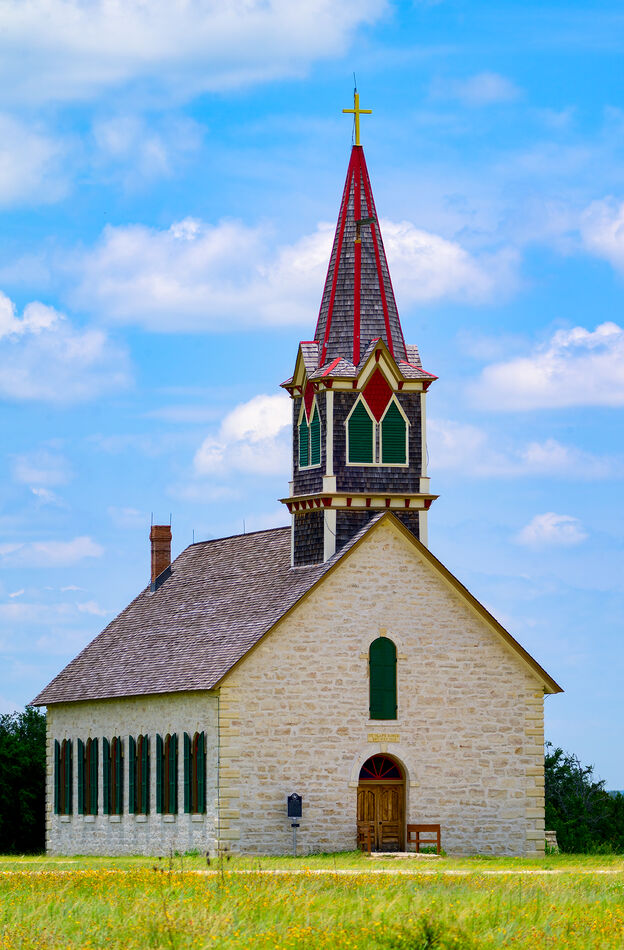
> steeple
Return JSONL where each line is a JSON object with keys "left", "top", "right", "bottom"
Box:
{"left": 281, "top": 99, "right": 437, "bottom": 567}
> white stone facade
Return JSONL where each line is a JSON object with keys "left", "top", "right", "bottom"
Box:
{"left": 46, "top": 519, "right": 548, "bottom": 857}
{"left": 46, "top": 692, "right": 218, "bottom": 856}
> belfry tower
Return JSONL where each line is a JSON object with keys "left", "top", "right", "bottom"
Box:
{"left": 280, "top": 93, "right": 437, "bottom": 566}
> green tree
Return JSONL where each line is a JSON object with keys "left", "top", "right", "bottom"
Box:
{"left": 0, "top": 707, "right": 46, "bottom": 853}
{"left": 545, "top": 741, "right": 624, "bottom": 853}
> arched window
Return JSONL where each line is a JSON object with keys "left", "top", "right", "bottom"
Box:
{"left": 129, "top": 734, "right": 150, "bottom": 815}
{"left": 347, "top": 399, "right": 374, "bottom": 463}
{"left": 103, "top": 736, "right": 123, "bottom": 815}
{"left": 156, "top": 733, "right": 178, "bottom": 814}
{"left": 369, "top": 637, "right": 397, "bottom": 720}
{"left": 298, "top": 403, "right": 321, "bottom": 468}
{"left": 381, "top": 401, "right": 407, "bottom": 464}
{"left": 359, "top": 755, "right": 403, "bottom": 780}
{"left": 184, "top": 731, "right": 206, "bottom": 814}
{"left": 54, "top": 738, "right": 72, "bottom": 815}
{"left": 78, "top": 737, "right": 98, "bottom": 816}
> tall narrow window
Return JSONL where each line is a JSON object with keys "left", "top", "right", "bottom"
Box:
{"left": 77, "top": 737, "right": 98, "bottom": 816}
{"left": 103, "top": 736, "right": 123, "bottom": 815}
{"left": 156, "top": 733, "right": 178, "bottom": 814}
{"left": 381, "top": 401, "right": 407, "bottom": 464}
{"left": 369, "top": 637, "right": 397, "bottom": 720}
{"left": 184, "top": 732, "right": 206, "bottom": 814}
{"left": 129, "top": 735, "right": 150, "bottom": 815}
{"left": 309, "top": 406, "right": 321, "bottom": 466}
{"left": 298, "top": 412, "right": 309, "bottom": 467}
{"left": 54, "top": 738, "right": 72, "bottom": 815}
{"left": 298, "top": 403, "right": 321, "bottom": 468}
{"left": 348, "top": 400, "right": 374, "bottom": 463}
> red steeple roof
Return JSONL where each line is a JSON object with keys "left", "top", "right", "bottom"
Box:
{"left": 314, "top": 145, "right": 407, "bottom": 367}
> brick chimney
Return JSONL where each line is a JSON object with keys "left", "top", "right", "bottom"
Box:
{"left": 150, "top": 525, "right": 172, "bottom": 584}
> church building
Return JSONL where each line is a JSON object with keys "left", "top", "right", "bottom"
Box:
{"left": 33, "top": 95, "right": 561, "bottom": 857}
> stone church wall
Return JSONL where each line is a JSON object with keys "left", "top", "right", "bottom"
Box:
{"left": 217, "top": 518, "right": 545, "bottom": 857}
{"left": 46, "top": 691, "right": 218, "bottom": 856}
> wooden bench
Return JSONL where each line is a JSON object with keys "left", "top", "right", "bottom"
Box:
{"left": 406, "top": 823, "right": 441, "bottom": 854}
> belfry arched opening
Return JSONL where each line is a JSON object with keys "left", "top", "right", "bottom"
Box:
{"left": 357, "top": 754, "right": 405, "bottom": 851}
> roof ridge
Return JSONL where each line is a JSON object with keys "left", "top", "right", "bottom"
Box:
{"left": 189, "top": 524, "right": 290, "bottom": 547}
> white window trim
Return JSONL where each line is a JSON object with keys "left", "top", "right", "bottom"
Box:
{"left": 379, "top": 396, "right": 410, "bottom": 467}
{"left": 345, "top": 395, "right": 410, "bottom": 468}
{"left": 297, "top": 397, "right": 322, "bottom": 471}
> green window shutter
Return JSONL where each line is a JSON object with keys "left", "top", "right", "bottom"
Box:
{"left": 103, "top": 738, "right": 110, "bottom": 815}
{"left": 299, "top": 413, "right": 309, "bottom": 467}
{"left": 183, "top": 733, "right": 191, "bottom": 814}
{"left": 197, "top": 733, "right": 206, "bottom": 814}
{"left": 310, "top": 407, "right": 321, "bottom": 465}
{"left": 114, "top": 739, "right": 123, "bottom": 815}
{"left": 168, "top": 734, "right": 178, "bottom": 814}
{"left": 156, "top": 735, "right": 163, "bottom": 814}
{"left": 381, "top": 402, "right": 407, "bottom": 464}
{"left": 90, "top": 739, "right": 99, "bottom": 816}
{"left": 65, "top": 740, "right": 73, "bottom": 815}
{"left": 77, "top": 738, "right": 85, "bottom": 815}
{"left": 142, "top": 737, "right": 150, "bottom": 815}
{"left": 128, "top": 736, "right": 136, "bottom": 814}
{"left": 54, "top": 740, "right": 61, "bottom": 815}
{"left": 369, "top": 638, "right": 398, "bottom": 720}
{"left": 348, "top": 401, "right": 374, "bottom": 463}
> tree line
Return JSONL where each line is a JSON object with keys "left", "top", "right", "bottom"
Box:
{"left": 1, "top": 708, "right": 623, "bottom": 853}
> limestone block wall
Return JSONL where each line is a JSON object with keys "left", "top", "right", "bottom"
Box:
{"left": 218, "top": 519, "right": 547, "bottom": 857}
{"left": 46, "top": 691, "right": 218, "bottom": 856}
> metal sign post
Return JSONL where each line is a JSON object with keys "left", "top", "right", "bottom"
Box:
{"left": 287, "top": 793, "right": 302, "bottom": 857}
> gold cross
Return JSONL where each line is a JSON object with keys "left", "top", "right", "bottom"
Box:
{"left": 343, "top": 90, "right": 372, "bottom": 146}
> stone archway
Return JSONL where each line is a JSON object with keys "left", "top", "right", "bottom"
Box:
{"left": 357, "top": 754, "right": 405, "bottom": 851}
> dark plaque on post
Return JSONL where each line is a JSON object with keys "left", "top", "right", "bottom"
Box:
{"left": 287, "top": 793, "right": 302, "bottom": 819}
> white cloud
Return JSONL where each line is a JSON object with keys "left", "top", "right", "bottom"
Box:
{"left": 72, "top": 216, "right": 516, "bottom": 331}
{"left": 0, "top": 291, "right": 130, "bottom": 403}
{"left": 12, "top": 449, "right": 71, "bottom": 486}
{"left": 107, "top": 506, "right": 146, "bottom": 529}
{"left": 0, "top": 536, "right": 104, "bottom": 568}
{"left": 8, "top": 590, "right": 24, "bottom": 598}
{"left": 432, "top": 72, "right": 521, "bottom": 106}
{"left": 0, "top": 113, "right": 68, "bottom": 206}
{"left": 428, "top": 420, "right": 621, "bottom": 479}
{"left": 581, "top": 198, "right": 624, "bottom": 272}
{"left": 76, "top": 600, "right": 109, "bottom": 617}
{"left": 194, "top": 393, "right": 291, "bottom": 477}
{"left": 0, "top": 0, "right": 385, "bottom": 105}
{"left": 92, "top": 114, "right": 203, "bottom": 184}
{"left": 472, "top": 322, "right": 624, "bottom": 409}
{"left": 515, "top": 513, "right": 588, "bottom": 548}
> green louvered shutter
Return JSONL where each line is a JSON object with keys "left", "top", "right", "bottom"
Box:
{"left": 128, "top": 736, "right": 136, "bottom": 814}
{"left": 299, "top": 413, "right": 309, "bottom": 467}
{"left": 310, "top": 406, "right": 321, "bottom": 465}
{"left": 54, "top": 740, "right": 61, "bottom": 815}
{"left": 369, "top": 638, "right": 397, "bottom": 720}
{"left": 141, "top": 737, "right": 149, "bottom": 815}
{"left": 65, "top": 740, "right": 73, "bottom": 814}
{"left": 156, "top": 735, "right": 163, "bottom": 814}
{"left": 183, "top": 733, "right": 191, "bottom": 814}
{"left": 114, "top": 739, "right": 123, "bottom": 814}
{"left": 381, "top": 402, "right": 407, "bottom": 464}
{"left": 77, "top": 739, "right": 85, "bottom": 814}
{"left": 348, "top": 401, "right": 374, "bottom": 463}
{"left": 197, "top": 733, "right": 206, "bottom": 814}
{"left": 168, "top": 734, "right": 178, "bottom": 814}
{"left": 90, "top": 739, "right": 98, "bottom": 816}
{"left": 103, "top": 738, "right": 110, "bottom": 815}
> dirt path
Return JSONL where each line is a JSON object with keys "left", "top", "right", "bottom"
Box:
{"left": 2, "top": 867, "right": 623, "bottom": 877}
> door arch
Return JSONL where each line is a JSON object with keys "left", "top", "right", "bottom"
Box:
{"left": 357, "top": 754, "right": 405, "bottom": 851}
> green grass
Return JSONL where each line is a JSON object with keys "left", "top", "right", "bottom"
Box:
{"left": 1, "top": 853, "right": 623, "bottom": 949}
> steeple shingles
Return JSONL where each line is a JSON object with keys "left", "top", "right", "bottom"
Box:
{"left": 314, "top": 146, "right": 407, "bottom": 366}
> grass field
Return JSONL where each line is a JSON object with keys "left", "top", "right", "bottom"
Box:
{"left": 1, "top": 853, "right": 623, "bottom": 949}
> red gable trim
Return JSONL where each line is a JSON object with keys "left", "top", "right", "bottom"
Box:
{"left": 321, "top": 357, "right": 341, "bottom": 377}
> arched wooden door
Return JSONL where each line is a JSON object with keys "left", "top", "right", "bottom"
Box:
{"left": 357, "top": 755, "right": 404, "bottom": 851}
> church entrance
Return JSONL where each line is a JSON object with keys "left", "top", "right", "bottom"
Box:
{"left": 357, "top": 754, "right": 405, "bottom": 851}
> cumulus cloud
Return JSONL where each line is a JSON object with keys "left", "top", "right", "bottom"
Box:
{"left": 92, "top": 114, "right": 203, "bottom": 184}
{"left": 0, "top": 291, "right": 130, "bottom": 403}
{"left": 71, "top": 216, "right": 516, "bottom": 330}
{"left": 431, "top": 72, "right": 521, "bottom": 106}
{"left": 515, "top": 513, "right": 588, "bottom": 548}
{"left": 194, "top": 393, "right": 291, "bottom": 477}
{"left": 0, "top": 536, "right": 104, "bottom": 568}
{"left": 471, "top": 322, "right": 624, "bottom": 409}
{"left": 0, "top": 113, "right": 68, "bottom": 206}
{"left": 428, "top": 420, "right": 621, "bottom": 479}
{"left": 581, "top": 198, "right": 624, "bottom": 272}
{"left": 0, "top": 0, "right": 384, "bottom": 105}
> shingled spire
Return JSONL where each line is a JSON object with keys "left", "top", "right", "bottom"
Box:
{"left": 314, "top": 144, "right": 407, "bottom": 367}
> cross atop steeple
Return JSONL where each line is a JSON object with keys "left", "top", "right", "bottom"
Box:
{"left": 342, "top": 89, "right": 372, "bottom": 146}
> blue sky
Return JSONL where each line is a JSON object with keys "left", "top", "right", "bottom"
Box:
{"left": 1, "top": 0, "right": 623, "bottom": 785}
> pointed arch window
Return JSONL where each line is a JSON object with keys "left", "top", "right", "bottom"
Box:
{"left": 54, "top": 738, "right": 72, "bottom": 815}
{"left": 77, "top": 737, "right": 98, "bottom": 816}
{"left": 380, "top": 401, "right": 408, "bottom": 464}
{"left": 103, "top": 736, "right": 123, "bottom": 815}
{"left": 129, "top": 735, "right": 150, "bottom": 815}
{"left": 369, "top": 637, "right": 397, "bottom": 720}
{"left": 347, "top": 399, "right": 374, "bottom": 463}
{"left": 347, "top": 396, "right": 408, "bottom": 466}
{"left": 156, "top": 733, "right": 178, "bottom": 814}
{"left": 184, "top": 731, "right": 206, "bottom": 814}
{"left": 298, "top": 402, "right": 321, "bottom": 468}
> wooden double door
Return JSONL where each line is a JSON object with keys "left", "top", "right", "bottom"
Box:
{"left": 357, "top": 782, "right": 404, "bottom": 851}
